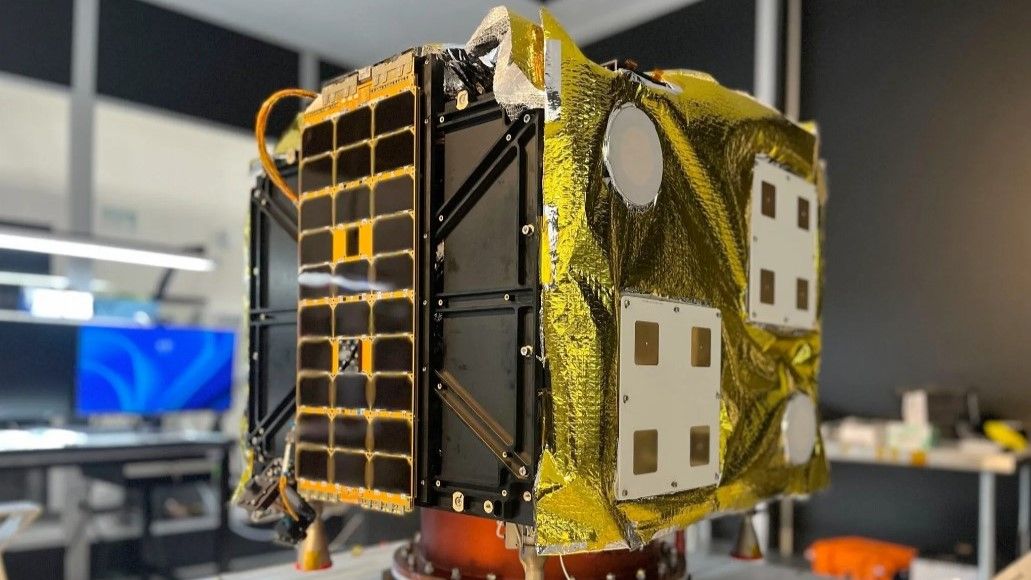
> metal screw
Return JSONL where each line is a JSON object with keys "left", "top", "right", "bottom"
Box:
{"left": 523, "top": 114, "right": 531, "bottom": 123}
{"left": 520, "top": 345, "right": 533, "bottom": 357}
{"left": 523, "top": 491, "right": 532, "bottom": 502}
{"left": 504, "top": 294, "right": 511, "bottom": 301}
{"left": 607, "top": 574, "right": 616, "bottom": 580}
{"left": 501, "top": 489, "right": 508, "bottom": 497}
{"left": 622, "top": 395, "right": 629, "bottom": 403}
{"left": 438, "top": 299, "right": 444, "bottom": 306}
{"left": 439, "top": 116, "right": 445, "bottom": 123}
{"left": 436, "top": 383, "right": 443, "bottom": 391}
{"left": 438, "top": 215, "right": 444, "bottom": 222}
{"left": 423, "top": 233, "right": 428, "bottom": 239}
{"left": 435, "top": 480, "right": 442, "bottom": 487}
{"left": 716, "top": 311, "right": 722, "bottom": 318}
{"left": 251, "top": 353, "right": 258, "bottom": 361}
{"left": 487, "top": 574, "right": 497, "bottom": 580}
{"left": 505, "top": 134, "right": 513, "bottom": 142}
{"left": 422, "top": 300, "right": 428, "bottom": 305}
{"left": 422, "top": 366, "right": 428, "bottom": 372}
{"left": 624, "top": 299, "right": 630, "bottom": 308}
{"left": 518, "top": 466, "right": 528, "bottom": 477}
{"left": 424, "top": 562, "right": 435, "bottom": 575}
{"left": 636, "top": 568, "right": 646, "bottom": 580}
{"left": 674, "top": 306, "right": 680, "bottom": 313}
{"left": 451, "top": 568, "right": 461, "bottom": 580}
{"left": 521, "top": 224, "right": 535, "bottom": 235}
{"left": 672, "top": 481, "right": 678, "bottom": 488}
{"left": 502, "top": 451, "right": 509, "bottom": 458}
{"left": 622, "top": 489, "right": 628, "bottom": 497}
{"left": 483, "top": 500, "right": 494, "bottom": 513}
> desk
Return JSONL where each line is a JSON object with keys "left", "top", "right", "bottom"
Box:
{"left": 812, "top": 440, "right": 1031, "bottom": 580}
{"left": 0, "top": 429, "right": 234, "bottom": 580}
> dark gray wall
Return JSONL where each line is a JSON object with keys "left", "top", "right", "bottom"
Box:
{"left": 584, "top": 0, "right": 755, "bottom": 93}
{"left": 797, "top": 0, "right": 1031, "bottom": 564}
{"left": 806, "top": 0, "right": 1031, "bottom": 423}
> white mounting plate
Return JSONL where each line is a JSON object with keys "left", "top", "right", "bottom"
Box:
{"left": 616, "top": 294, "right": 721, "bottom": 501}
{"left": 748, "top": 157, "right": 819, "bottom": 330}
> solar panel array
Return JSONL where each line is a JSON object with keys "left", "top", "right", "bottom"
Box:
{"left": 294, "top": 67, "right": 417, "bottom": 513}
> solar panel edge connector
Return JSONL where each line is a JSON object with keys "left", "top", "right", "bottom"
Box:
{"left": 295, "top": 60, "right": 418, "bottom": 514}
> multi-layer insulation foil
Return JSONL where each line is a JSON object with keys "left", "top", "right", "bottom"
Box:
{"left": 523, "top": 11, "right": 829, "bottom": 553}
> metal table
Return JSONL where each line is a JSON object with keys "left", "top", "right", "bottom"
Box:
{"left": 0, "top": 428, "right": 234, "bottom": 580}
{"left": 802, "top": 440, "right": 1031, "bottom": 580}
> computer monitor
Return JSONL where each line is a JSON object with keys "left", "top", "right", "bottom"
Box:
{"left": 0, "top": 320, "right": 76, "bottom": 424}
{"left": 75, "top": 324, "right": 235, "bottom": 415}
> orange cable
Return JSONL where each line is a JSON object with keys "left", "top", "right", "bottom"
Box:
{"left": 255, "top": 88, "right": 318, "bottom": 205}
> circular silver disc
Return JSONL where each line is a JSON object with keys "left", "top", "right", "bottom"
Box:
{"left": 782, "top": 393, "right": 818, "bottom": 465}
{"left": 603, "top": 104, "right": 664, "bottom": 207}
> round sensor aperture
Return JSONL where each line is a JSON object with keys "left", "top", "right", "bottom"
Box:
{"left": 603, "top": 104, "right": 664, "bottom": 207}
{"left": 782, "top": 393, "right": 818, "bottom": 465}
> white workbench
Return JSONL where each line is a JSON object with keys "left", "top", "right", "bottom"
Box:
{"left": 814, "top": 440, "right": 1031, "bottom": 580}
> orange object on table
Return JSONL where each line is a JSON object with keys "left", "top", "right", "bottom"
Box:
{"left": 808, "top": 536, "right": 917, "bottom": 580}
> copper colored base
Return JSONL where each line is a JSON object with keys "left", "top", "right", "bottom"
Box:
{"left": 392, "top": 510, "right": 685, "bottom": 579}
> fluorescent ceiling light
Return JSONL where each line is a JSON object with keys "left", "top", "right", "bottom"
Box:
{"left": 0, "top": 227, "right": 215, "bottom": 272}
{"left": 0, "top": 271, "right": 111, "bottom": 292}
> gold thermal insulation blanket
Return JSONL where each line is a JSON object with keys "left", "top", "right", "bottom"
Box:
{"left": 518, "top": 10, "right": 829, "bottom": 553}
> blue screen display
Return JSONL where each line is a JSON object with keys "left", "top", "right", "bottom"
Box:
{"left": 76, "top": 325, "right": 235, "bottom": 415}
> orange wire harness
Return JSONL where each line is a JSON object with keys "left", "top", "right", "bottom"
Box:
{"left": 255, "top": 88, "right": 318, "bottom": 205}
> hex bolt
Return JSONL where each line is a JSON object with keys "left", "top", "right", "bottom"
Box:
{"left": 523, "top": 491, "right": 532, "bottom": 502}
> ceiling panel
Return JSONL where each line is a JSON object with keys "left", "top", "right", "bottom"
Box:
{"left": 141, "top": 0, "right": 700, "bottom": 67}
